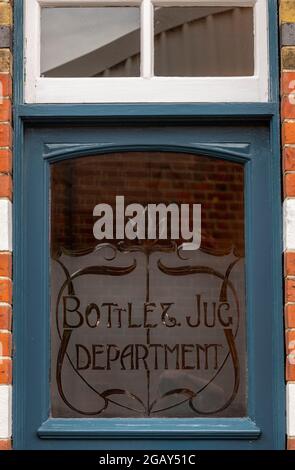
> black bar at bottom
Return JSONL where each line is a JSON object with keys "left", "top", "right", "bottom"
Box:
{"left": 0, "top": 450, "right": 294, "bottom": 466}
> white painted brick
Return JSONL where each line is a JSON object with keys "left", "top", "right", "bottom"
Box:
{"left": 0, "top": 385, "right": 11, "bottom": 438}
{"left": 287, "top": 383, "right": 295, "bottom": 436}
{"left": 284, "top": 198, "right": 295, "bottom": 250}
{"left": 0, "top": 199, "right": 12, "bottom": 252}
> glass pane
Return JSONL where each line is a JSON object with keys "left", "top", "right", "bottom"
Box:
{"left": 50, "top": 152, "right": 247, "bottom": 418}
{"left": 154, "top": 7, "right": 254, "bottom": 76}
{"left": 41, "top": 7, "right": 140, "bottom": 77}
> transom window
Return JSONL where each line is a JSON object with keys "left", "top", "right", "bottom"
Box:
{"left": 24, "top": 0, "right": 269, "bottom": 103}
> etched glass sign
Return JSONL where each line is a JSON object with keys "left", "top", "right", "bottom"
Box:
{"left": 50, "top": 152, "right": 247, "bottom": 418}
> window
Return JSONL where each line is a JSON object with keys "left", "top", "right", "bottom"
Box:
{"left": 14, "top": 0, "right": 285, "bottom": 451}
{"left": 50, "top": 152, "right": 247, "bottom": 418}
{"left": 16, "top": 121, "right": 284, "bottom": 448}
{"left": 24, "top": 0, "right": 269, "bottom": 103}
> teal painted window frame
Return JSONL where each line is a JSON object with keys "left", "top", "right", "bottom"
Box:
{"left": 12, "top": 0, "right": 285, "bottom": 450}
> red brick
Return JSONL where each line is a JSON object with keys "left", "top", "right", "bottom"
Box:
{"left": 286, "top": 329, "right": 295, "bottom": 344}
{"left": 286, "top": 329, "right": 295, "bottom": 380}
{"left": 0, "top": 439, "right": 11, "bottom": 450}
{"left": 0, "top": 174, "right": 12, "bottom": 199}
{"left": 0, "top": 279, "right": 12, "bottom": 303}
{"left": 0, "top": 123, "right": 11, "bottom": 147}
{"left": 282, "top": 72, "right": 295, "bottom": 95}
{"left": 286, "top": 278, "right": 295, "bottom": 302}
{"left": 286, "top": 361, "right": 295, "bottom": 381}
{"left": 0, "top": 252, "right": 11, "bottom": 277}
{"left": 282, "top": 94, "right": 295, "bottom": 119}
{"left": 283, "top": 121, "right": 295, "bottom": 144}
{"left": 285, "top": 173, "right": 295, "bottom": 197}
{"left": 0, "top": 99, "right": 11, "bottom": 122}
{"left": 285, "top": 252, "right": 295, "bottom": 275}
{"left": 0, "top": 358, "right": 11, "bottom": 384}
{"left": 0, "top": 331, "right": 11, "bottom": 356}
{"left": 284, "top": 147, "right": 295, "bottom": 171}
{"left": 288, "top": 438, "right": 295, "bottom": 450}
{"left": 0, "top": 74, "right": 12, "bottom": 98}
{"left": 0, "top": 149, "right": 11, "bottom": 173}
{"left": 285, "top": 304, "right": 295, "bottom": 328}
{"left": 0, "top": 305, "right": 11, "bottom": 330}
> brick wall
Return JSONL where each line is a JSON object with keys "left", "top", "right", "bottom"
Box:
{"left": 0, "top": 0, "right": 12, "bottom": 451}
{"left": 52, "top": 153, "right": 244, "bottom": 258}
{"left": 281, "top": 0, "right": 295, "bottom": 451}
{"left": 0, "top": 0, "right": 292, "bottom": 450}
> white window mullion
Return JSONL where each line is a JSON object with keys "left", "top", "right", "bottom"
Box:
{"left": 141, "top": 0, "right": 154, "bottom": 78}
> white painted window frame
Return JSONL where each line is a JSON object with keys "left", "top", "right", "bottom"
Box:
{"left": 24, "top": 0, "right": 269, "bottom": 103}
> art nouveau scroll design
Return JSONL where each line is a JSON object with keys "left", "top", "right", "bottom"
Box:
{"left": 53, "top": 239, "right": 243, "bottom": 417}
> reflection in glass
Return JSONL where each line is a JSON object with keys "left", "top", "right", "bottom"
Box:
{"left": 51, "top": 152, "right": 247, "bottom": 418}
{"left": 154, "top": 7, "right": 254, "bottom": 76}
{"left": 41, "top": 7, "right": 140, "bottom": 77}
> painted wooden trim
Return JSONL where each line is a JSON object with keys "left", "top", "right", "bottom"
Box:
{"left": 141, "top": 0, "right": 153, "bottom": 77}
{"left": 12, "top": 121, "right": 285, "bottom": 449}
{"left": 254, "top": 0, "right": 269, "bottom": 101}
{"left": 42, "top": 142, "right": 251, "bottom": 162}
{"left": 32, "top": 76, "right": 266, "bottom": 103}
{"left": 37, "top": 418, "right": 261, "bottom": 440}
{"left": 24, "top": 0, "right": 40, "bottom": 103}
{"left": 269, "top": 107, "right": 285, "bottom": 447}
{"left": 39, "top": 0, "right": 256, "bottom": 5}
{"left": 15, "top": 102, "right": 277, "bottom": 120}
{"left": 38, "top": 0, "right": 141, "bottom": 5}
